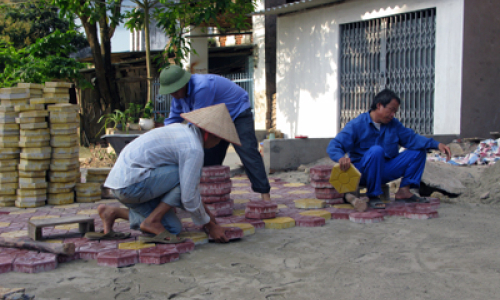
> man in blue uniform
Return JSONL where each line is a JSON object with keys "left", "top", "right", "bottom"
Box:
{"left": 160, "top": 65, "right": 271, "bottom": 201}
{"left": 327, "top": 89, "right": 451, "bottom": 209}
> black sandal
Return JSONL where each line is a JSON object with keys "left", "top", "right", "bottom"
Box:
{"left": 368, "top": 197, "right": 386, "bottom": 209}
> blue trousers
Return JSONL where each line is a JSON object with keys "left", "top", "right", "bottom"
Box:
{"left": 353, "top": 146, "right": 426, "bottom": 198}
{"left": 111, "top": 165, "right": 183, "bottom": 235}
{"left": 204, "top": 108, "right": 271, "bottom": 194}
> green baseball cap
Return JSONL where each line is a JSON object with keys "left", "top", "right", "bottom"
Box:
{"left": 159, "top": 65, "right": 191, "bottom": 95}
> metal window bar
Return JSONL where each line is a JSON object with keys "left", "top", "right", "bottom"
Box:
{"left": 339, "top": 8, "right": 436, "bottom": 134}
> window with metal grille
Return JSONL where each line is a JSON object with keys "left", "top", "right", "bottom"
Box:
{"left": 339, "top": 8, "right": 436, "bottom": 134}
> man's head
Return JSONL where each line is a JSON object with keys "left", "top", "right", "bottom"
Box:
{"left": 370, "top": 89, "right": 401, "bottom": 124}
{"left": 180, "top": 104, "right": 241, "bottom": 149}
{"left": 159, "top": 65, "right": 191, "bottom": 98}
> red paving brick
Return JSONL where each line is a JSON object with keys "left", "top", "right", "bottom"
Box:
{"left": 139, "top": 247, "right": 179, "bottom": 265}
{"left": 201, "top": 165, "right": 230, "bottom": 177}
{"left": 201, "top": 194, "right": 231, "bottom": 203}
{"left": 206, "top": 200, "right": 234, "bottom": 210}
{"left": 315, "top": 188, "right": 343, "bottom": 199}
{"left": 210, "top": 227, "right": 243, "bottom": 241}
{"left": 349, "top": 212, "right": 385, "bottom": 224}
{"left": 200, "top": 181, "right": 232, "bottom": 196}
{"left": 291, "top": 214, "right": 325, "bottom": 227}
{"left": 245, "top": 211, "right": 276, "bottom": 219}
{"left": 309, "top": 165, "right": 332, "bottom": 180}
{"left": 13, "top": 253, "right": 57, "bottom": 273}
{"left": 0, "top": 254, "right": 15, "bottom": 274}
{"left": 323, "top": 207, "right": 352, "bottom": 220}
{"left": 171, "top": 240, "right": 195, "bottom": 254}
{"left": 404, "top": 208, "right": 439, "bottom": 220}
{"left": 97, "top": 249, "right": 138, "bottom": 267}
{"left": 245, "top": 201, "right": 278, "bottom": 213}
{"left": 78, "top": 243, "right": 116, "bottom": 260}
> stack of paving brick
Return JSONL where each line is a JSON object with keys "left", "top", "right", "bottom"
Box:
{"left": 200, "top": 166, "right": 233, "bottom": 217}
{"left": 0, "top": 102, "right": 21, "bottom": 207}
{"left": 47, "top": 102, "right": 80, "bottom": 205}
{"left": 85, "top": 168, "right": 110, "bottom": 183}
{"left": 10, "top": 84, "right": 49, "bottom": 208}
{"left": 310, "top": 165, "right": 344, "bottom": 204}
{"left": 75, "top": 182, "right": 102, "bottom": 203}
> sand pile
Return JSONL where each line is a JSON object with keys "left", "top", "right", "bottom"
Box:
{"left": 468, "top": 162, "right": 500, "bottom": 204}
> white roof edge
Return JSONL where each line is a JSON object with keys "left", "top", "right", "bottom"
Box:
{"left": 252, "top": 0, "right": 345, "bottom": 16}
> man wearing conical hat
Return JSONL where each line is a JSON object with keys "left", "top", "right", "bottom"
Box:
{"left": 87, "top": 104, "right": 240, "bottom": 243}
{"left": 160, "top": 65, "right": 271, "bottom": 201}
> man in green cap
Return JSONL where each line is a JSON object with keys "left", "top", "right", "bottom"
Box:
{"left": 160, "top": 65, "right": 271, "bottom": 201}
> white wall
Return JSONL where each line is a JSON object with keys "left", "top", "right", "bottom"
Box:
{"left": 276, "top": 0, "right": 464, "bottom": 138}
{"left": 253, "top": 0, "right": 267, "bottom": 130}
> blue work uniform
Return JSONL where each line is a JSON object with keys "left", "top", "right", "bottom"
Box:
{"left": 327, "top": 112, "right": 440, "bottom": 197}
{"left": 164, "top": 74, "right": 270, "bottom": 194}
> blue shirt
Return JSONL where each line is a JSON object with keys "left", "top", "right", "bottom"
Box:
{"left": 104, "top": 123, "right": 210, "bottom": 225}
{"left": 164, "top": 74, "right": 250, "bottom": 125}
{"left": 327, "top": 112, "right": 440, "bottom": 164}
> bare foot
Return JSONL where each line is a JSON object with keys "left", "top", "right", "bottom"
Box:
{"left": 97, "top": 204, "right": 117, "bottom": 234}
{"left": 140, "top": 221, "right": 167, "bottom": 236}
{"left": 261, "top": 193, "right": 271, "bottom": 201}
{"left": 345, "top": 193, "right": 367, "bottom": 212}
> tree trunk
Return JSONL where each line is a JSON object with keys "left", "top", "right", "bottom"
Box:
{"left": 144, "top": 2, "right": 152, "bottom": 104}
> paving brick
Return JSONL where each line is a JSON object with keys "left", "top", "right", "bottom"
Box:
{"left": 78, "top": 243, "right": 116, "bottom": 260}
{"left": 212, "top": 207, "right": 233, "bottom": 217}
{"left": 169, "top": 240, "right": 195, "bottom": 253}
{"left": 404, "top": 208, "right": 439, "bottom": 220}
{"left": 199, "top": 181, "right": 232, "bottom": 196}
{"left": 283, "top": 183, "right": 305, "bottom": 187}
{"left": 349, "top": 212, "right": 385, "bottom": 224}
{"left": 263, "top": 217, "right": 295, "bottom": 229}
{"left": 299, "top": 210, "right": 332, "bottom": 220}
{"left": 294, "top": 199, "right": 325, "bottom": 209}
{"left": 244, "top": 211, "right": 276, "bottom": 219}
{"left": 221, "top": 223, "right": 255, "bottom": 236}
{"left": 118, "top": 241, "right": 155, "bottom": 250}
{"left": 139, "top": 247, "right": 179, "bottom": 265}
{"left": 245, "top": 201, "right": 278, "bottom": 213}
{"left": 13, "top": 252, "right": 57, "bottom": 273}
{"left": 205, "top": 199, "right": 234, "bottom": 210}
{"left": 201, "top": 165, "right": 230, "bottom": 178}
{"left": 309, "top": 165, "right": 333, "bottom": 181}
{"left": 0, "top": 254, "right": 15, "bottom": 273}
{"left": 97, "top": 249, "right": 138, "bottom": 267}
{"left": 201, "top": 194, "right": 230, "bottom": 204}
{"left": 324, "top": 198, "right": 345, "bottom": 205}
{"left": 233, "top": 199, "right": 250, "bottom": 204}
{"left": 385, "top": 205, "right": 407, "bottom": 217}
{"left": 315, "top": 188, "right": 344, "bottom": 199}
{"left": 209, "top": 227, "right": 243, "bottom": 241}
{"left": 291, "top": 214, "right": 325, "bottom": 227}
{"left": 332, "top": 204, "right": 355, "bottom": 209}
{"left": 310, "top": 180, "right": 334, "bottom": 188}
{"left": 178, "top": 232, "right": 208, "bottom": 245}
{"left": 57, "top": 253, "right": 80, "bottom": 263}
{"left": 323, "top": 207, "right": 352, "bottom": 220}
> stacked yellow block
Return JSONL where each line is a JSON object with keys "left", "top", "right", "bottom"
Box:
{"left": 45, "top": 83, "right": 78, "bottom": 206}
{"left": 86, "top": 168, "right": 110, "bottom": 183}
{"left": 11, "top": 84, "right": 49, "bottom": 208}
{"left": 75, "top": 182, "right": 101, "bottom": 203}
{"left": 0, "top": 104, "right": 20, "bottom": 207}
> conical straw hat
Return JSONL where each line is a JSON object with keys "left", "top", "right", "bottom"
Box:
{"left": 181, "top": 104, "right": 241, "bottom": 146}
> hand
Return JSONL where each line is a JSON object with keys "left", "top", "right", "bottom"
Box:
{"left": 204, "top": 221, "right": 228, "bottom": 243}
{"left": 438, "top": 143, "right": 452, "bottom": 161}
{"left": 338, "top": 157, "right": 351, "bottom": 171}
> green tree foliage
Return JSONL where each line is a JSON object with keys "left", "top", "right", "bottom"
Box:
{"left": 0, "top": 0, "right": 88, "bottom": 49}
{"left": 0, "top": 30, "right": 90, "bottom": 88}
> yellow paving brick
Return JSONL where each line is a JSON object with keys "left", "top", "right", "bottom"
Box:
{"left": 230, "top": 177, "right": 248, "bottom": 181}
{"left": 271, "top": 187, "right": 280, "bottom": 190}
{"left": 283, "top": 182, "right": 305, "bottom": 187}
{"left": 15, "top": 200, "right": 45, "bottom": 208}
{"left": 181, "top": 218, "right": 193, "bottom": 223}
{"left": 221, "top": 223, "right": 255, "bottom": 236}
{"left": 233, "top": 199, "right": 250, "bottom": 204}
{"left": 14, "top": 103, "right": 45, "bottom": 112}
{"left": 50, "top": 203, "right": 80, "bottom": 209}
{"left": 277, "top": 204, "right": 288, "bottom": 210}
{"left": 179, "top": 232, "right": 208, "bottom": 245}
{"left": 9, "top": 209, "right": 37, "bottom": 214}
{"left": 17, "top": 83, "right": 44, "bottom": 89}
{"left": 0, "top": 230, "right": 28, "bottom": 238}
{"left": 332, "top": 204, "right": 355, "bottom": 210}
{"left": 47, "top": 192, "right": 74, "bottom": 205}
{"left": 299, "top": 210, "right": 332, "bottom": 220}
{"left": 294, "top": 199, "right": 325, "bottom": 209}
{"left": 270, "top": 194, "right": 282, "bottom": 199}
{"left": 329, "top": 164, "right": 361, "bottom": 193}
{"left": 45, "top": 239, "right": 63, "bottom": 243}
{"left": 119, "top": 241, "right": 155, "bottom": 250}
{"left": 19, "top": 110, "right": 48, "bottom": 118}
{"left": 77, "top": 209, "right": 98, "bottom": 215}
{"left": 268, "top": 179, "right": 275, "bottom": 183}
{"left": 76, "top": 195, "right": 101, "bottom": 203}
{"left": 0, "top": 222, "right": 10, "bottom": 227}
{"left": 231, "top": 190, "right": 249, "bottom": 195}
{"left": 232, "top": 209, "right": 246, "bottom": 216}
{"left": 30, "top": 215, "right": 60, "bottom": 220}
{"left": 115, "top": 218, "right": 128, "bottom": 223}
{"left": 0, "top": 201, "right": 14, "bottom": 207}
{"left": 263, "top": 217, "right": 295, "bottom": 229}
{"left": 45, "top": 82, "right": 72, "bottom": 88}
{"left": 55, "top": 223, "right": 79, "bottom": 230}
{"left": 288, "top": 190, "right": 312, "bottom": 194}
{"left": 47, "top": 103, "right": 79, "bottom": 112}
{"left": 95, "top": 199, "right": 119, "bottom": 204}
{"left": 232, "top": 183, "right": 249, "bottom": 187}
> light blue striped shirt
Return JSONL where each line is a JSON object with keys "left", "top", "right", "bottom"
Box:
{"left": 104, "top": 123, "right": 210, "bottom": 225}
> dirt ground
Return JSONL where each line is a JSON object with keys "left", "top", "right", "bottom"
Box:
{"left": 2, "top": 163, "right": 500, "bottom": 300}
